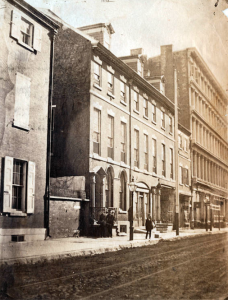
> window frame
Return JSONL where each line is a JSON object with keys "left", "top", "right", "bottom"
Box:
{"left": 144, "top": 134, "right": 148, "bottom": 171}
{"left": 143, "top": 98, "right": 148, "bottom": 118}
{"left": 107, "top": 71, "right": 114, "bottom": 92}
{"left": 93, "top": 108, "right": 101, "bottom": 155}
{"left": 107, "top": 115, "right": 114, "bottom": 159}
{"left": 152, "top": 104, "right": 156, "bottom": 123}
{"left": 152, "top": 138, "right": 157, "bottom": 173}
{"left": 161, "top": 144, "right": 166, "bottom": 177}
{"left": 170, "top": 148, "right": 173, "bottom": 179}
{"left": 134, "top": 129, "right": 139, "bottom": 167}
{"left": 161, "top": 111, "right": 165, "bottom": 129}
{"left": 120, "top": 122, "right": 126, "bottom": 163}
{"left": 134, "top": 91, "right": 139, "bottom": 112}
{"left": 94, "top": 62, "right": 101, "bottom": 86}
{"left": 120, "top": 81, "right": 126, "bottom": 102}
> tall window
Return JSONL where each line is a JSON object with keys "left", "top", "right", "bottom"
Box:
{"left": 169, "top": 116, "right": 173, "bottom": 134}
{"left": 170, "top": 148, "right": 173, "bottom": 179}
{"left": 178, "top": 135, "right": 182, "bottom": 149}
{"left": 120, "top": 122, "right": 126, "bottom": 163}
{"left": 144, "top": 134, "right": 148, "bottom": 170}
{"left": 94, "top": 62, "right": 101, "bottom": 85}
{"left": 143, "top": 98, "right": 148, "bottom": 117}
{"left": 152, "top": 138, "right": 157, "bottom": 173}
{"left": 161, "top": 111, "right": 165, "bottom": 128}
{"left": 93, "top": 109, "right": 101, "bottom": 154}
{"left": 119, "top": 172, "right": 126, "bottom": 211}
{"left": 120, "top": 81, "right": 126, "bottom": 102}
{"left": 179, "top": 166, "right": 183, "bottom": 184}
{"left": 162, "top": 144, "right": 166, "bottom": 176}
{"left": 12, "top": 160, "right": 24, "bottom": 210}
{"left": 134, "top": 129, "right": 139, "bottom": 167}
{"left": 107, "top": 72, "right": 114, "bottom": 92}
{"left": 134, "top": 91, "right": 139, "bottom": 111}
{"left": 21, "top": 18, "right": 33, "bottom": 47}
{"left": 152, "top": 104, "right": 156, "bottom": 123}
{"left": 107, "top": 115, "right": 114, "bottom": 159}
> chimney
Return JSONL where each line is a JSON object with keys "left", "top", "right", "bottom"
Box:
{"left": 78, "top": 23, "right": 115, "bottom": 50}
{"left": 160, "top": 45, "right": 174, "bottom": 102}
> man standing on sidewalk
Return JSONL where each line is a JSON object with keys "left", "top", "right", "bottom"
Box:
{"left": 106, "top": 210, "right": 115, "bottom": 238}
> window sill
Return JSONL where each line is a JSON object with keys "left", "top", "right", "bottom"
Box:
{"left": 133, "top": 109, "right": 139, "bottom": 115}
{"left": 93, "top": 83, "right": 102, "bottom": 91}
{"left": 120, "top": 99, "right": 127, "bottom": 106}
{"left": 143, "top": 115, "right": 149, "bottom": 120}
{"left": 13, "top": 122, "right": 30, "bottom": 132}
{"left": 14, "top": 38, "right": 35, "bottom": 53}
{"left": 169, "top": 132, "right": 173, "bottom": 136}
{"left": 161, "top": 126, "right": 165, "bottom": 131}
{"left": 179, "top": 183, "right": 184, "bottom": 186}
{"left": 10, "top": 211, "right": 27, "bottom": 217}
{"left": 107, "top": 91, "right": 115, "bottom": 99}
{"left": 151, "top": 120, "right": 157, "bottom": 125}
{"left": 134, "top": 167, "right": 140, "bottom": 172}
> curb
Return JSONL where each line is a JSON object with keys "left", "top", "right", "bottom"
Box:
{"left": 0, "top": 230, "right": 227, "bottom": 266}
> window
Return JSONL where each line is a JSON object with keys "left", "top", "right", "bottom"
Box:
{"left": 170, "top": 148, "right": 173, "bottom": 179}
{"left": 120, "top": 122, "right": 126, "bottom": 163}
{"left": 161, "top": 111, "right": 165, "bottom": 128}
{"left": 152, "top": 138, "right": 157, "bottom": 173}
{"left": 107, "top": 115, "right": 114, "bottom": 159}
{"left": 179, "top": 166, "right": 183, "bottom": 184}
{"left": 169, "top": 116, "right": 173, "bottom": 134}
{"left": 178, "top": 135, "right": 182, "bottom": 149}
{"left": 184, "top": 168, "right": 189, "bottom": 185}
{"left": 93, "top": 109, "right": 101, "bottom": 154}
{"left": 3, "top": 156, "right": 35, "bottom": 214}
{"left": 152, "top": 104, "right": 156, "bottom": 123}
{"left": 108, "top": 72, "right": 114, "bottom": 92}
{"left": 120, "top": 81, "right": 126, "bottom": 102}
{"left": 14, "top": 72, "right": 31, "bottom": 130}
{"left": 11, "top": 10, "right": 42, "bottom": 51}
{"left": 184, "top": 138, "right": 188, "bottom": 152}
{"left": 144, "top": 134, "right": 148, "bottom": 170}
{"left": 134, "top": 91, "right": 139, "bottom": 111}
{"left": 162, "top": 144, "right": 166, "bottom": 177}
{"left": 119, "top": 172, "right": 126, "bottom": 211}
{"left": 143, "top": 98, "right": 148, "bottom": 117}
{"left": 134, "top": 129, "right": 139, "bottom": 167}
{"left": 94, "top": 62, "right": 101, "bottom": 85}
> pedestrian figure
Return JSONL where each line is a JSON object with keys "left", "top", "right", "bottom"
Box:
{"left": 99, "top": 210, "right": 106, "bottom": 237}
{"left": 145, "top": 214, "right": 153, "bottom": 239}
{"left": 106, "top": 210, "right": 115, "bottom": 238}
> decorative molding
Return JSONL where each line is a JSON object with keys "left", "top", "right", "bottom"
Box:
{"left": 133, "top": 86, "right": 139, "bottom": 93}
{"left": 152, "top": 99, "right": 156, "bottom": 106}
{"left": 143, "top": 93, "right": 148, "bottom": 99}
{"left": 120, "top": 116, "right": 127, "bottom": 123}
{"left": 107, "top": 65, "right": 115, "bottom": 74}
{"left": 107, "top": 91, "right": 115, "bottom": 99}
{"left": 134, "top": 124, "right": 139, "bottom": 130}
{"left": 107, "top": 108, "right": 115, "bottom": 117}
{"left": 161, "top": 139, "right": 165, "bottom": 144}
{"left": 120, "top": 75, "right": 127, "bottom": 83}
{"left": 94, "top": 55, "right": 102, "bottom": 65}
{"left": 143, "top": 129, "right": 148, "bottom": 135}
{"left": 93, "top": 102, "right": 102, "bottom": 110}
{"left": 161, "top": 106, "right": 165, "bottom": 112}
{"left": 152, "top": 134, "right": 157, "bottom": 139}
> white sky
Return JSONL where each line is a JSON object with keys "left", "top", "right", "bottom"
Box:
{"left": 26, "top": 0, "right": 228, "bottom": 94}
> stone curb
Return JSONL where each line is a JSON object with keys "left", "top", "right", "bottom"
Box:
{"left": 0, "top": 230, "right": 227, "bottom": 266}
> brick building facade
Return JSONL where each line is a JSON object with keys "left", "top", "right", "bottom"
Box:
{"left": 0, "top": 0, "right": 58, "bottom": 242}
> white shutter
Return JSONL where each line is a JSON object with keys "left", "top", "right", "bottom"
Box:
{"left": 14, "top": 72, "right": 31, "bottom": 129}
{"left": 3, "top": 157, "right": 13, "bottom": 213}
{"left": 11, "top": 10, "right": 21, "bottom": 40}
{"left": 27, "top": 161, "right": 35, "bottom": 214}
{"left": 33, "top": 25, "right": 42, "bottom": 52}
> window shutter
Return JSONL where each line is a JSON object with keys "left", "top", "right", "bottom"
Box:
{"left": 33, "top": 25, "right": 42, "bottom": 52}
{"left": 11, "top": 10, "right": 21, "bottom": 40}
{"left": 3, "top": 156, "right": 13, "bottom": 213}
{"left": 14, "top": 72, "right": 31, "bottom": 129}
{"left": 27, "top": 161, "right": 35, "bottom": 214}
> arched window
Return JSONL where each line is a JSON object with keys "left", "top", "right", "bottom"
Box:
{"left": 119, "top": 172, "right": 126, "bottom": 211}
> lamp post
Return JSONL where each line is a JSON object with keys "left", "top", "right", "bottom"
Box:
{"left": 129, "top": 177, "right": 137, "bottom": 241}
{"left": 204, "top": 195, "right": 210, "bottom": 232}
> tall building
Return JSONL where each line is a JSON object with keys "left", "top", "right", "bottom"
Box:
{"left": 41, "top": 11, "right": 177, "bottom": 235}
{"left": 0, "top": 0, "right": 58, "bottom": 242}
{"left": 148, "top": 45, "right": 228, "bottom": 228}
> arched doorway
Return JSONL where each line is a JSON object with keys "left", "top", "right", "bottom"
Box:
{"left": 119, "top": 171, "right": 127, "bottom": 211}
{"left": 105, "top": 167, "right": 114, "bottom": 208}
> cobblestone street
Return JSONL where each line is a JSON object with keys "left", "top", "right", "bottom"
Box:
{"left": 1, "top": 232, "right": 228, "bottom": 299}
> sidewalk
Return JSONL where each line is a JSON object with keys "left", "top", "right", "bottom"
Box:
{"left": 1, "top": 228, "right": 227, "bottom": 265}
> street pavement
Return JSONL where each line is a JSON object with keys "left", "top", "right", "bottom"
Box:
{"left": 1, "top": 228, "right": 228, "bottom": 265}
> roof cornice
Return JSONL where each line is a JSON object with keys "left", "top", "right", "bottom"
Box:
{"left": 187, "top": 47, "right": 228, "bottom": 104}
{"left": 93, "top": 43, "right": 175, "bottom": 112}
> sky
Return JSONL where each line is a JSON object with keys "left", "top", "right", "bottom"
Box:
{"left": 26, "top": 0, "right": 228, "bottom": 94}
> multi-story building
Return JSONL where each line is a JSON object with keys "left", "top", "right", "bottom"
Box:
{"left": 43, "top": 10, "right": 177, "bottom": 235}
{"left": 148, "top": 45, "right": 228, "bottom": 228}
{"left": 0, "top": 0, "right": 58, "bottom": 242}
